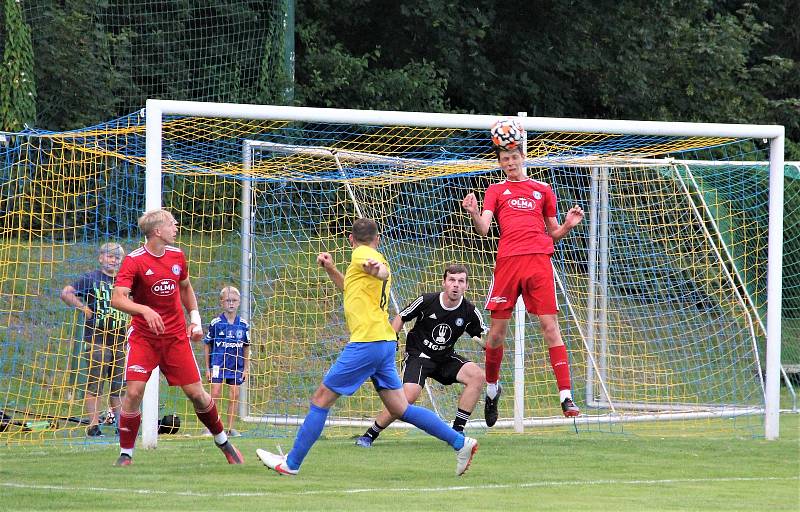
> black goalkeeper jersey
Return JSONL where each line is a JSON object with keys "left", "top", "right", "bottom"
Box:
{"left": 399, "top": 292, "right": 487, "bottom": 361}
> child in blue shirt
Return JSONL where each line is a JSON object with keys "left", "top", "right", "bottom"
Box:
{"left": 202, "top": 286, "right": 250, "bottom": 436}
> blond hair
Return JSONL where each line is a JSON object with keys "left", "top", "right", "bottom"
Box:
{"left": 98, "top": 242, "right": 125, "bottom": 258}
{"left": 138, "top": 209, "right": 176, "bottom": 237}
{"left": 219, "top": 286, "right": 241, "bottom": 299}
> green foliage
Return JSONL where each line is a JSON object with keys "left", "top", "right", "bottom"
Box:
{"left": 295, "top": 18, "right": 447, "bottom": 111}
{"left": 0, "top": 0, "right": 36, "bottom": 131}
{"left": 4, "top": 0, "right": 799, "bottom": 150}
{"left": 30, "top": 0, "right": 131, "bottom": 131}
{"left": 16, "top": 0, "right": 286, "bottom": 129}
{"left": 293, "top": 0, "right": 799, "bottom": 142}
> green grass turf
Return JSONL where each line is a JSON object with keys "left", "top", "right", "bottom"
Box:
{"left": 1, "top": 414, "right": 797, "bottom": 512}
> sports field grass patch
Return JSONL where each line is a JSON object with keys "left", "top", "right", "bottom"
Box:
{"left": 1, "top": 414, "right": 797, "bottom": 511}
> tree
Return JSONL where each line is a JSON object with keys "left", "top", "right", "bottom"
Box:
{"left": 291, "top": 0, "right": 799, "bottom": 146}
{"left": 0, "top": 0, "right": 36, "bottom": 131}
{"left": 31, "top": 0, "right": 131, "bottom": 130}
{"left": 293, "top": 12, "right": 448, "bottom": 111}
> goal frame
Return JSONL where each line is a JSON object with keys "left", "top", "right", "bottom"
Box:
{"left": 141, "top": 99, "right": 784, "bottom": 447}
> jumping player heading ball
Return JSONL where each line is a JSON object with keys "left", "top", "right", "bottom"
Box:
{"left": 462, "top": 119, "right": 584, "bottom": 426}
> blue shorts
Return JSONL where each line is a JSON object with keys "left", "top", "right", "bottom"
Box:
{"left": 323, "top": 341, "right": 402, "bottom": 396}
{"left": 210, "top": 376, "right": 243, "bottom": 386}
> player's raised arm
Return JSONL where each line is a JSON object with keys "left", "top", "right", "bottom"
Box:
{"left": 317, "top": 252, "right": 345, "bottom": 291}
{"left": 462, "top": 193, "right": 493, "bottom": 236}
{"left": 545, "top": 205, "right": 584, "bottom": 242}
{"left": 111, "top": 285, "right": 165, "bottom": 335}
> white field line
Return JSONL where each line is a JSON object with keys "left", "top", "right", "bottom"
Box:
{"left": 2, "top": 476, "right": 797, "bottom": 498}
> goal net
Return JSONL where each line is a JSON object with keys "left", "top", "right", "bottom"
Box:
{"left": 0, "top": 103, "right": 786, "bottom": 444}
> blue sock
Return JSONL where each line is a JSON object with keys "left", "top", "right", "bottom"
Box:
{"left": 287, "top": 403, "right": 329, "bottom": 470}
{"left": 401, "top": 404, "right": 464, "bottom": 450}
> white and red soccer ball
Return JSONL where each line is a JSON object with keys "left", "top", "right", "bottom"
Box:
{"left": 490, "top": 118, "right": 524, "bottom": 150}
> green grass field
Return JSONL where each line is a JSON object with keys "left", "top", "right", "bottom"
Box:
{"left": 1, "top": 415, "right": 798, "bottom": 512}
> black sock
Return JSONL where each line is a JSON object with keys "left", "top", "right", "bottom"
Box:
{"left": 363, "top": 421, "right": 386, "bottom": 440}
{"left": 452, "top": 408, "right": 471, "bottom": 432}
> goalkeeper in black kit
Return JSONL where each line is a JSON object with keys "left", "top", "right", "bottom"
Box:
{"left": 356, "top": 264, "right": 488, "bottom": 447}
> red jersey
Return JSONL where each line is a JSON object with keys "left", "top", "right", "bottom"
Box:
{"left": 115, "top": 245, "right": 189, "bottom": 339}
{"left": 483, "top": 178, "right": 558, "bottom": 258}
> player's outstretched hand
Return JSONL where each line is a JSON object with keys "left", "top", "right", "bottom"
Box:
{"left": 317, "top": 252, "right": 334, "bottom": 269}
{"left": 566, "top": 205, "right": 584, "bottom": 227}
{"left": 462, "top": 193, "right": 478, "bottom": 214}
{"left": 142, "top": 307, "right": 165, "bottom": 335}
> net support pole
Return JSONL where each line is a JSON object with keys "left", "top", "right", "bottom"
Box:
{"left": 598, "top": 167, "right": 610, "bottom": 390}
{"left": 513, "top": 298, "right": 526, "bottom": 433}
{"left": 239, "top": 142, "right": 253, "bottom": 420}
{"left": 765, "top": 134, "right": 785, "bottom": 440}
{"left": 513, "top": 112, "right": 528, "bottom": 433}
{"left": 142, "top": 101, "right": 164, "bottom": 449}
{"left": 585, "top": 167, "right": 600, "bottom": 405}
{"left": 282, "top": 0, "right": 295, "bottom": 102}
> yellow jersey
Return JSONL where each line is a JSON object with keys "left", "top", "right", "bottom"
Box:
{"left": 343, "top": 244, "right": 395, "bottom": 343}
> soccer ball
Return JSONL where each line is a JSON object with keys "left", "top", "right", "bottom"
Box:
{"left": 490, "top": 118, "right": 524, "bottom": 150}
{"left": 100, "top": 408, "right": 116, "bottom": 425}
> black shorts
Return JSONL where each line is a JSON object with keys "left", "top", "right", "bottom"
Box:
{"left": 402, "top": 352, "right": 471, "bottom": 387}
{"left": 84, "top": 343, "right": 125, "bottom": 396}
{"left": 82, "top": 328, "right": 126, "bottom": 396}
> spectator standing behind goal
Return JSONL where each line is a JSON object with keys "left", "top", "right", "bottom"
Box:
{"left": 256, "top": 218, "right": 478, "bottom": 476}
{"left": 60, "top": 242, "right": 128, "bottom": 437}
{"left": 202, "top": 286, "right": 250, "bottom": 437}
{"left": 461, "top": 126, "right": 584, "bottom": 426}
{"left": 355, "top": 263, "right": 487, "bottom": 447}
{"left": 110, "top": 209, "right": 243, "bottom": 466}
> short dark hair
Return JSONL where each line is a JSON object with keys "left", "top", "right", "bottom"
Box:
{"left": 352, "top": 218, "right": 379, "bottom": 243}
{"left": 443, "top": 263, "right": 468, "bottom": 281}
{"left": 493, "top": 145, "right": 525, "bottom": 159}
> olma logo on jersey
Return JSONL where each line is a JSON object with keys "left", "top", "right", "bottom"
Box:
{"left": 508, "top": 197, "right": 535, "bottom": 211}
{"left": 152, "top": 279, "right": 177, "bottom": 296}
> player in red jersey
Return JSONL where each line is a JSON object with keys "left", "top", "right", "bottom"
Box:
{"left": 462, "top": 140, "right": 584, "bottom": 426}
{"left": 110, "top": 209, "right": 243, "bottom": 466}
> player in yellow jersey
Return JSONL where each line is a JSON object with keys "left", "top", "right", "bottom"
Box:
{"left": 257, "top": 218, "right": 478, "bottom": 476}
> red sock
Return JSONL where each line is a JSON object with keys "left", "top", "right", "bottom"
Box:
{"left": 549, "top": 344, "right": 572, "bottom": 391}
{"left": 485, "top": 345, "right": 504, "bottom": 383}
{"left": 118, "top": 410, "right": 141, "bottom": 450}
{"left": 195, "top": 399, "right": 224, "bottom": 436}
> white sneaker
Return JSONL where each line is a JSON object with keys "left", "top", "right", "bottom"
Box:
{"left": 455, "top": 436, "right": 478, "bottom": 476}
{"left": 227, "top": 429, "right": 242, "bottom": 437}
{"left": 200, "top": 428, "right": 212, "bottom": 437}
{"left": 256, "top": 448, "right": 298, "bottom": 476}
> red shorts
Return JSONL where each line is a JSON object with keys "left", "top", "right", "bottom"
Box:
{"left": 486, "top": 253, "right": 557, "bottom": 319}
{"left": 125, "top": 327, "right": 201, "bottom": 386}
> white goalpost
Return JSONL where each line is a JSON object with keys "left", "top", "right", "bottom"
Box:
{"left": 140, "top": 99, "right": 784, "bottom": 447}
